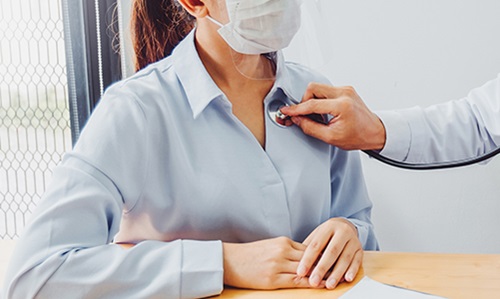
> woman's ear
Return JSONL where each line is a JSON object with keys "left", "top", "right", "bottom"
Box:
{"left": 177, "top": 0, "right": 208, "bottom": 18}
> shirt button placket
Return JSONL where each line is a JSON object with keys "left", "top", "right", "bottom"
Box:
{"left": 260, "top": 169, "right": 292, "bottom": 238}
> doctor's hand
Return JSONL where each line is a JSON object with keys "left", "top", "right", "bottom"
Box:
{"left": 223, "top": 237, "right": 322, "bottom": 289}
{"left": 280, "top": 83, "right": 386, "bottom": 151}
{"left": 298, "top": 218, "right": 363, "bottom": 289}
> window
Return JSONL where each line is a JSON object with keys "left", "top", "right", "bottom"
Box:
{"left": 0, "top": 0, "right": 71, "bottom": 239}
{"left": 0, "top": 0, "right": 125, "bottom": 239}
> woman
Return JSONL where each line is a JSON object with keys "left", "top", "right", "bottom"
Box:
{"left": 3, "top": 0, "right": 378, "bottom": 298}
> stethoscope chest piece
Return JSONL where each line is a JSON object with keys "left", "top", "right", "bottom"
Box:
{"left": 267, "top": 99, "right": 292, "bottom": 127}
{"left": 267, "top": 96, "right": 330, "bottom": 128}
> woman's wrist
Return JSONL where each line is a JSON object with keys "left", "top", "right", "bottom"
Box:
{"left": 222, "top": 242, "right": 238, "bottom": 286}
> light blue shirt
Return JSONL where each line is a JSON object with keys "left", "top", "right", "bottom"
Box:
{"left": 4, "top": 30, "right": 377, "bottom": 299}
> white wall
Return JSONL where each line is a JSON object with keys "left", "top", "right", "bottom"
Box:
{"left": 287, "top": 0, "right": 500, "bottom": 253}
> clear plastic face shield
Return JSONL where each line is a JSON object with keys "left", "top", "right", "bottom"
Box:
{"left": 283, "top": 0, "right": 330, "bottom": 76}
{"left": 206, "top": 0, "right": 329, "bottom": 125}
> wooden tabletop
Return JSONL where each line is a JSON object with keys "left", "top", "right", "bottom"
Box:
{"left": 217, "top": 251, "right": 500, "bottom": 299}
{"left": 1, "top": 241, "right": 499, "bottom": 298}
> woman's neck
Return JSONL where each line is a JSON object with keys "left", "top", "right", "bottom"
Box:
{"left": 194, "top": 22, "right": 275, "bottom": 92}
{"left": 193, "top": 21, "right": 275, "bottom": 148}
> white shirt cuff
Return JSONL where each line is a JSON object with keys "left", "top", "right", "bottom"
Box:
{"left": 181, "top": 240, "right": 224, "bottom": 298}
{"left": 376, "top": 110, "right": 412, "bottom": 161}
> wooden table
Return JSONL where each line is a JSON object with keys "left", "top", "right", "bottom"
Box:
{"left": 217, "top": 251, "right": 500, "bottom": 299}
{"left": 1, "top": 241, "right": 499, "bottom": 298}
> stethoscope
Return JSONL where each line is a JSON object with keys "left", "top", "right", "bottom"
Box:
{"left": 267, "top": 97, "right": 500, "bottom": 170}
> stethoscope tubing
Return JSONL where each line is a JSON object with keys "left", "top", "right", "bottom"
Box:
{"left": 363, "top": 147, "right": 500, "bottom": 170}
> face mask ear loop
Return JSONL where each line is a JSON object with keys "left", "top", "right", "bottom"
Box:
{"left": 206, "top": 15, "right": 225, "bottom": 28}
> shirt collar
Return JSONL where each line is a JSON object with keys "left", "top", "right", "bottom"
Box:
{"left": 172, "top": 30, "right": 224, "bottom": 119}
{"left": 272, "top": 52, "right": 304, "bottom": 105}
{"left": 172, "top": 30, "right": 303, "bottom": 118}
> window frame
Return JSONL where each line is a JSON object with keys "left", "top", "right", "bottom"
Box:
{"left": 62, "top": 0, "right": 122, "bottom": 144}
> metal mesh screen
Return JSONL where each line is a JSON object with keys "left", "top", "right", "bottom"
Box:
{"left": 0, "top": 0, "right": 71, "bottom": 239}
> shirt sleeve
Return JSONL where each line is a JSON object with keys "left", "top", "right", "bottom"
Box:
{"left": 3, "top": 93, "right": 223, "bottom": 299}
{"left": 329, "top": 148, "right": 379, "bottom": 251}
{"left": 375, "top": 110, "right": 412, "bottom": 161}
{"left": 377, "top": 74, "right": 500, "bottom": 164}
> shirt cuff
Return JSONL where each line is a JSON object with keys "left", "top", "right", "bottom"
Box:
{"left": 181, "top": 240, "right": 224, "bottom": 298}
{"left": 375, "top": 110, "right": 412, "bottom": 161}
{"left": 344, "top": 218, "right": 379, "bottom": 251}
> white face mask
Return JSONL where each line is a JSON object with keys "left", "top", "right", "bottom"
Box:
{"left": 208, "top": 0, "right": 303, "bottom": 55}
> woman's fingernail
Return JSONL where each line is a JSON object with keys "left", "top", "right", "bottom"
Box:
{"left": 310, "top": 274, "right": 321, "bottom": 286}
{"left": 346, "top": 273, "right": 354, "bottom": 282}
{"left": 326, "top": 278, "right": 337, "bottom": 289}
{"left": 297, "top": 265, "right": 307, "bottom": 276}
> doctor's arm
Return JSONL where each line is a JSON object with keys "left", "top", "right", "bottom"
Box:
{"left": 377, "top": 74, "right": 500, "bottom": 163}
{"left": 282, "top": 76, "right": 500, "bottom": 163}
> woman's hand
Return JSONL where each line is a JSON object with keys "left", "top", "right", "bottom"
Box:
{"left": 223, "top": 236, "right": 319, "bottom": 289}
{"left": 297, "top": 218, "right": 363, "bottom": 289}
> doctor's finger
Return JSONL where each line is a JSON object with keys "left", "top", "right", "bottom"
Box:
{"left": 302, "top": 82, "right": 346, "bottom": 102}
{"left": 282, "top": 99, "right": 337, "bottom": 116}
{"left": 291, "top": 116, "right": 340, "bottom": 144}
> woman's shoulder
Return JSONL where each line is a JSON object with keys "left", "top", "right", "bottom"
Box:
{"left": 104, "top": 56, "right": 178, "bottom": 101}
{"left": 284, "top": 61, "right": 331, "bottom": 85}
{"left": 282, "top": 61, "right": 331, "bottom": 102}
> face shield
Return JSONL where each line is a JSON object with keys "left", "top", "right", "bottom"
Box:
{"left": 207, "top": 0, "right": 323, "bottom": 81}
{"left": 283, "top": 0, "right": 330, "bottom": 75}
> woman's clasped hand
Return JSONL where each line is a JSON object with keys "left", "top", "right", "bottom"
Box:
{"left": 223, "top": 217, "right": 363, "bottom": 290}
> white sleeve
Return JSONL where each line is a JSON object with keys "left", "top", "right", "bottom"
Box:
{"left": 376, "top": 74, "right": 500, "bottom": 163}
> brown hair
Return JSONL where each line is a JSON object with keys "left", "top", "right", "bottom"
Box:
{"left": 131, "top": 0, "right": 195, "bottom": 71}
